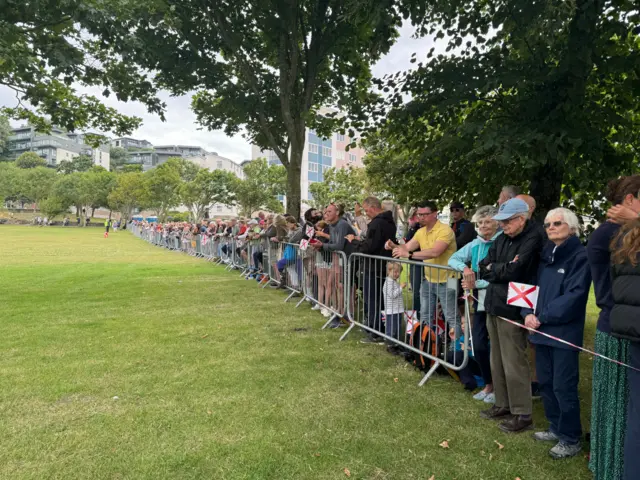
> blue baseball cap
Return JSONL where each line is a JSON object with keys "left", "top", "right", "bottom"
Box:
{"left": 493, "top": 198, "right": 529, "bottom": 221}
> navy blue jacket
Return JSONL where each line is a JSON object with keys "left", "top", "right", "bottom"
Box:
{"left": 522, "top": 235, "right": 592, "bottom": 349}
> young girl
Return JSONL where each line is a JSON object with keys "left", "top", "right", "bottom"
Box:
{"left": 382, "top": 262, "right": 405, "bottom": 354}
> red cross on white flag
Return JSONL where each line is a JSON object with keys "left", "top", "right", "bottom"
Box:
{"left": 507, "top": 282, "right": 539, "bottom": 310}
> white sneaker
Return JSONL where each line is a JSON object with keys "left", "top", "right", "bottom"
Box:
{"left": 483, "top": 393, "right": 496, "bottom": 404}
{"left": 311, "top": 304, "right": 321, "bottom": 311}
{"left": 320, "top": 308, "right": 331, "bottom": 318}
{"left": 473, "top": 390, "right": 488, "bottom": 401}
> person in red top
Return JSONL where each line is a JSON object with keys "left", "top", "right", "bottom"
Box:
{"left": 237, "top": 218, "right": 248, "bottom": 236}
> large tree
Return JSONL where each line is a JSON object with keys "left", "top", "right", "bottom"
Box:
{"left": 82, "top": 0, "right": 407, "bottom": 218}
{"left": 308, "top": 166, "right": 377, "bottom": 211}
{"left": 144, "top": 157, "right": 183, "bottom": 222}
{"left": 0, "top": 114, "right": 11, "bottom": 160}
{"left": 366, "top": 0, "right": 640, "bottom": 220}
{"left": 234, "top": 158, "right": 286, "bottom": 216}
{"left": 181, "top": 169, "right": 238, "bottom": 222}
{"left": 109, "top": 147, "right": 128, "bottom": 172}
{"left": 21, "top": 166, "right": 57, "bottom": 210}
{"left": 108, "top": 172, "right": 149, "bottom": 225}
{"left": 57, "top": 154, "right": 94, "bottom": 174}
{"left": 15, "top": 151, "right": 47, "bottom": 169}
{"left": 0, "top": 0, "right": 163, "bottom": 136}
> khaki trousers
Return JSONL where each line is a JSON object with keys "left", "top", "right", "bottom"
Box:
{"left": 487, "top": 314, "right": 532, "bottom": 415}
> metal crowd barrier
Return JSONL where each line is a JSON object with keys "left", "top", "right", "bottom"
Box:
{"left": 128, "top": 225, "right": 472, "bottom": 387}
{"left": 342, "top": 253, "right": 471, "bottom": 386}
{"left": 291, "top": 245, "right": 349, "bottom": 328}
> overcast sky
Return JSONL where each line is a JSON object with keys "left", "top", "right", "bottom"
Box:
{"left": 1, "top": 22, "right": 433, "bottom": 164}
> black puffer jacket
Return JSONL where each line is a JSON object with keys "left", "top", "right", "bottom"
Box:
{"left": 611, "top": 256, "right": 640, "bottom": 342}
{"left": 352, "top": 210, "right": 397, "bottom": 276}
{"left": 479, "top": 220, "right": 544, "bottom": 320}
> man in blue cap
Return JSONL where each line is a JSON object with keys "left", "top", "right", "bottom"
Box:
{"left": 478, "top": 198, "right": 544, "bottom": 433}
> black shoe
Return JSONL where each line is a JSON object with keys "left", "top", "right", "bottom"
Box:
{"left": 531, "top": 382, "right": 541, "bottom": 399}
{"left": 328, "top": 318, "right": 342, "bottom": 329}
{"left": 480, "top": 406, "right": 512, "bottom": 420}
{"left": 386, "top": 345, "right": 402, "bottom": 356}
{"left": 360, "top": 336, "right": 383, "bottom": 344}
{"left": 498, "top": 415, "right": 533, "bottom": 433}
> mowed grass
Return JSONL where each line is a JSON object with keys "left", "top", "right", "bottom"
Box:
{"left": 0, "top": 226, "right": 598, "bottom": 480}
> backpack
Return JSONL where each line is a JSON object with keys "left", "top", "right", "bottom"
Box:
{"left": 404, "top": 303, "right": 447, "bottom": 372}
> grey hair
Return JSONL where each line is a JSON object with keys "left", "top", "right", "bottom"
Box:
{"left": 362, "top": 196, "right": 382, "bottom": 209}
{"left": 502, "top": 185, "right": 520, "bottom": 199}
{"left": 471, "top": 205, "right": 499, "bottom": 223}
{"left": 545, "top": 207, "right": 581, "bottom": 234}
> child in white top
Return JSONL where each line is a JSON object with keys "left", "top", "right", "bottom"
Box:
{"left": 383, "top": 262, "right": 405, "bottom": 342}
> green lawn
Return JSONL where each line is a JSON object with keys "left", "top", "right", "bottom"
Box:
{"left": 0, "top": 226, "right": 598, "bottom": 480}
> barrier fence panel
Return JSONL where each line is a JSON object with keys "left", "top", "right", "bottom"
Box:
{"left": 292, "top": 246, "right": 348, "bottom": 329}
{"left": 343, "top": 253, "right": 471, "bottom": 386}
{"left": 128, "top": 224, "right": 473, "bottom": 388}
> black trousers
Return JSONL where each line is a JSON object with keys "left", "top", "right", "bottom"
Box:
{"left": 535, "top": 344, "right": 582, "bottom": 444}
{"left": 625, "top": 341, "right": 640, "bottom": 480}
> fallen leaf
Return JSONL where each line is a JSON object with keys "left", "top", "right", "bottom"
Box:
{"left": 439, "top": 440, "right": 449, "bottom": 449}
{"left": 494, "top": 440, "right": 504, "bottom": 450}
{"left": 428, "top": 476, "right": 435, "bottom": 480}
{"left": 201, "top": 334, "right": 209, "bottom": 339}
{"left": 489, "top": 454, "right": 493, "bottom": 461}
{"left": 515, "top": 478, "right": 522, "bottom": 480}
{"left": 207, "top": 410, "right": 212, "bottom": 415}
{"left": 344, "top": 468, "right": 351, "bottom": 477}
{"left": 393, "top": 378, "right": 399, "bottom": 383}
{"left": 313, "top": 453, "right": 321, "bottom": 457}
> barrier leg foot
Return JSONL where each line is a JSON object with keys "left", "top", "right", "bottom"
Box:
{"left": 284, "top": 291, "right": 296, "bottom": 303}
{"left": 295, "top": 296, "right": 307, "bottom": 308}
{"left": 339, "top": 323, "right": 355, "bottom": 341}
{"left": 261, "top": 279, "right": 271, "bottom": 289}
{"left": 321, "top": 314, "right": 337, "bottom": 330}
{"left": 418, "top": 361, "right": 440, "bottom": 387}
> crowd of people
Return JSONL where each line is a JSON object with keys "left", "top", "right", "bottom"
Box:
{"left": 132, "top": 174, "right": 640, "bottom": 479}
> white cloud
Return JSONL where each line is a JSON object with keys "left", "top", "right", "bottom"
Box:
{"left": 0, "top": 22, "right": 433, "bottom": 164}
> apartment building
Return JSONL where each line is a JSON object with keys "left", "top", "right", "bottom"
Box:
{"left": 7, "top": 125, "right": 110, "bottom": 169}
{"left": 251, "top": 128, "right": 366, "bottom": 207}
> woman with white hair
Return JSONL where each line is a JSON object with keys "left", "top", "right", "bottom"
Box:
{"left": 522, "top": 208, "right": 592, "bottom": 459}
{"left": 448, "top": 205, "right": 502, "bottom": 403}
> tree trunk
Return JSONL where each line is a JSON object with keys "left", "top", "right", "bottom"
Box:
{"left": 286, "top": 151, "right": 302, "bottom": 220}
{"left": 529, "top": 161, "right": 564, "bottom": 220}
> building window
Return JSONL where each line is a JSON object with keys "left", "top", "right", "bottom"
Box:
{"left": 308, "top": 162, "right": 319, "bottom": 173}
{"left": 322, "top": 165, "right": 330, "bottom": 173}
{"left": 336, "top": 133, "right": 345, "bottom": 142}
{"left": 322, "top": 146, "right": 331, "bottom": 157}
{"left": 217, "top": 205, "right": 223, "bottom": 212}
{"left": 349, "top": 153, "right": 357, "bottom": 163}
{"left": 309, "top": 143, "right": 319, "bottom": 154}
{"left": 308, "top": 129, "right": 316, "bottom": 136}
{"left": 336, "top": 151, "right": 345, "bottom": 161}
{"left": 217, "top": 160, "right": 223, "bottom": 169}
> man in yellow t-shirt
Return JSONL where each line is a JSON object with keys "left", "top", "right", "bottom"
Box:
{"left": 385, "top": 200, "right": 459, "bottom": 331}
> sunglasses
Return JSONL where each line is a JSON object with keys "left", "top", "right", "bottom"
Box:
{"left": 543, "top": 220, "right": 567, "bottom": 229}
{"left": 450, "top": 208, "right": 462, "bottom": 212}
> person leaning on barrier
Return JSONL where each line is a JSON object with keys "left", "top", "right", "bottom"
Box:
{"left": 448, "top": 205, "right": 501, "bottom": 405}
{"left": 272, "top": 217, "right": 303, "bottom": 290}
{"left": 345, "top": 196, "right": 397, "bottom": 344}
{"left": 385, "top": 200, "right": 459, "bottom": 335}
{"left": 478, "top": 197, "right": 543, "bottom": 433}
{"left": 311, "top": 203, "right": 356, "bottom": 326}
{"left": 520, "top": 208, "right": 591, "bottom": 459}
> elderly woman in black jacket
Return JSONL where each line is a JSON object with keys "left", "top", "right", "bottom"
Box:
{"left": 522, "top": 208, "right": 591, "bottom": 459}
{"left": 611, "top": 219, "right": 640, "bottom": 480}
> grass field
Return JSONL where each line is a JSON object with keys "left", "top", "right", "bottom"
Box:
{"left": 0, "top": 226, "right": 598, "bottom": 480}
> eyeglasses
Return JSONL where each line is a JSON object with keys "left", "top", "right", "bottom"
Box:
{"left": 450, "top": 208, "right": 462, "bottom": 213}
{"left": 416, "top": 211, "right": 435, "bottom": 217}
{"left": 543, "top": 221, "right": 567, "bottom": 229}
